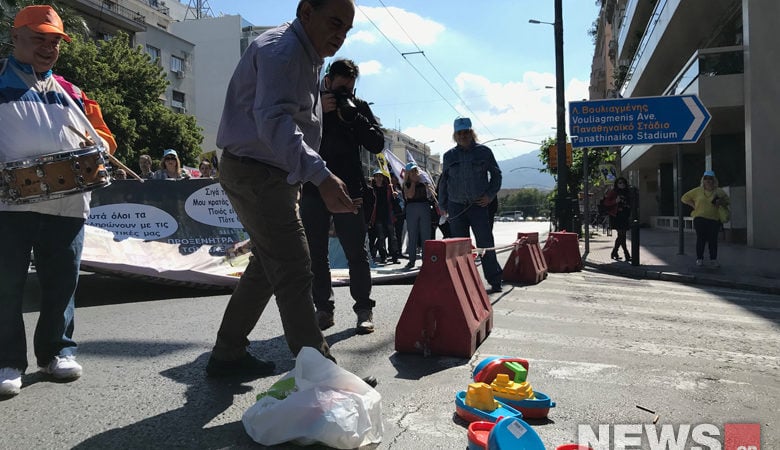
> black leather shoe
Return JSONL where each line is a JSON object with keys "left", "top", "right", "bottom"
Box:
{"left": 206, "top": 353, "right": 275, "bottom": 378}
{"left": 610, "top": 252, "right": 621, "bottom": 261}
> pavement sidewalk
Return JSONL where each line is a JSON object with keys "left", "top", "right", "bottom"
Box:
{"left": 581, "top": 226, "right": 780, "bottom": 295}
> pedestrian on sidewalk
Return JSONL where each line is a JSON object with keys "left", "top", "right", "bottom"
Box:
{"left": 603, "top": 176, "right": 632, "bottom": 262}
{"left": 681, "top": 170, "right": 730, "bottom": 268}
{"left": 206, "top": 0, "right": 357, "bottom": 378}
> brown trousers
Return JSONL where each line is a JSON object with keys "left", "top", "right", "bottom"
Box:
{"left": 211, "top": 155, "right": 331, "bottom": 361}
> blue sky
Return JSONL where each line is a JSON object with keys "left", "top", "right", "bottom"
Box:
{"left": 202, "top": 0, "right": 600, "bottom": 160}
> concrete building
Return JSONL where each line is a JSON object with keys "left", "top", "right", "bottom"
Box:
{"left": 589, "top": 0, "right": 778, "bottom": 249}
{"left": 382, "top": 129, "right": 441, "bottom": 182}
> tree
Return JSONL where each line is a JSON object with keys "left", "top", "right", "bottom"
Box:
{"left": 56, "top": 32, "right": 203, "bottom": 170}
{"left": 537, "top": 136, "right": 615, "bottom": 232}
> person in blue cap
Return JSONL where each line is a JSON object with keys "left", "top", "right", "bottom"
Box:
{"left": 681, "top": 170, "right": 730, "bottom": 267}
{"left": 438, "top": 117, "right": 504, "bottom": 293}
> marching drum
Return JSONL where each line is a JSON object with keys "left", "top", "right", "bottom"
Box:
{"left": 0, "top": 146, "right": 110, "bottom": 204}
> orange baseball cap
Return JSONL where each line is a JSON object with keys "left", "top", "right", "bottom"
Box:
{"left": 13, "top": 5, "right": 71, "bottom": 42}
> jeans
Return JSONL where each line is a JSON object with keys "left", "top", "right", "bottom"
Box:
{"left": 446, "top": 202, "right": 503, "bottom": 287}
{"left": 212, "top": 155, "right": 331, "bottom": 360}
{"left": 300, "top": 190, "right": 375, "bottom": 314}
{"left": 693, "top": 216, "right": 720, "bottom": 260}
{"left": 404, "top": 202, "right": 431, "bottom": 264}
{"left": 0, "top": 212, "right": 84, "bottom": 372}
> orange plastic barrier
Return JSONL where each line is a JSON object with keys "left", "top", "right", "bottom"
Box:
{"left": 502, "top": 232, "right": 548, "bottom": 285}
{"left": 395, "top": 238, "right": 493, "bottom": 358}
{"left": 542, "top": 231, "right": 583, "bottom": 272}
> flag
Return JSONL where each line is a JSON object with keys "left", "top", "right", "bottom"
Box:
{"left": 375, "top": 152, "right": 391, "bottom": 179}
{"left": 383, "top": 149, "right": 406, "bottom": 182}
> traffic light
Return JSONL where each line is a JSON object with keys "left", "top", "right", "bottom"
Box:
{"left": 547, "top": 142, "right": 572, "bottom": 169}
{"left": 548, "top": 144, "right": 558, "bottom": 169}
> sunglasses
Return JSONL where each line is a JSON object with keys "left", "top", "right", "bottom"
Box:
{"left": 164, "top": 157, "right": 177, "bottom": 161}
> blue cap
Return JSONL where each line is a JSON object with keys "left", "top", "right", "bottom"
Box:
{"left": 703, "top": 170, "right": 715, "bottom": 177}
{"left": 372, "top": 169, "right": 385, "bottom": 176}
{"left": 163, "top": 149, "right": 178, "bottom": 158}
{"left": 405, "top": 162, "right": 418, "bottom": 171}
{"left": 454, "top": 117, "right": 472, "bottom": 132}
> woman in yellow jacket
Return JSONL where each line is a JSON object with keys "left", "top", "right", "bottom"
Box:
{"left": 681, "top": 170, "right": 729, "bottom": 267}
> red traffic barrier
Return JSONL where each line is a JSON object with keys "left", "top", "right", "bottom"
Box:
{"left": 542, "top": 231, "right": 583, "bottom": 272}
{"left": 395, "top": 238, "right": 493, "bottom": 358}
{"left": 502, "top": 232, "right": 548, "bottom": 285}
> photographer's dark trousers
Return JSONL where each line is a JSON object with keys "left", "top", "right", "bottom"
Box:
{"left": 300, "top": 189, "right": 375, "bottom": 314}
{"left": 693, "top": 216, "right": 720, "bottom": 260}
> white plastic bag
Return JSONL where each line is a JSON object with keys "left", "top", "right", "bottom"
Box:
{"left": 242, "top": 347, "right": 383, "bottom": 448}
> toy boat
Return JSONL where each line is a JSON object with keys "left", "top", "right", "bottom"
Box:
{"left": 455, "top": 383, "right": 522, "bottom": 423}
{"left": 467, "top": 421, "right": 493, "bottom": 450}
{"left": 487, "top": 416, "right": 546, "bottom": 450}
{"left": 500, "top": 390, "right": 556, "bottom": 419}
{"left": 473, "top": 357, "right": 530, "bottom": 384}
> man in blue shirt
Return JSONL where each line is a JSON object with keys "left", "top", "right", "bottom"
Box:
{"left": 206, "top": 0, "right": 357, "bottom": 378}
{"left": 438, "top": 117, "right": 504, "bottom": 293}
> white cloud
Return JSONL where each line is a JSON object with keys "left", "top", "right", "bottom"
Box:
{"left": 346, "top": 30, "right": 377, "bottom": 45}
{"left": 358, "top": 60, "right": 383, "bottom": 76}
{"left": 355, "top": 6, "right": 445, "bottom": 46}
{"left": 402, "top": 72, "right": 592, "bottom": 160}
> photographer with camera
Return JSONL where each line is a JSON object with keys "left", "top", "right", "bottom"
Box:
{"left": 300, "top": 58, "right": 385, "bottom": 334}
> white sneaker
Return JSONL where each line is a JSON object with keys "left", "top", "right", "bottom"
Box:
{"left": 696, "top": 259, "right": 703, "bottom": 266}
{"left": 40, "top": 355, "right": 82, "bottom": 380}
{"left": 0, "top": 367, "right": 22, "bottom": 396}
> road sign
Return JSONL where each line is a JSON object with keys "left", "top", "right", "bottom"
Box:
{"left": 568, "top": 95, "right": 711, "bottom": 148}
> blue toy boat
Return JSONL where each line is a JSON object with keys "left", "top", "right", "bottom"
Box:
{"left": 498, "top": 390, "right": 556, "bottom": 419}
{"left": 487, "top": 416, "right": 546, "bottom": 450}
{"left": 454, "top": 389, "right": 522, "bottom": 423}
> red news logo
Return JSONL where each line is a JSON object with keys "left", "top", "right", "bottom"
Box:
{"left": 725, "top": 423, "right": 760, "bottom": 450}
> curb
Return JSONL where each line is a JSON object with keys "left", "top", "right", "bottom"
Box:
{"left": 584, "top": 260, "right": 780, "bottom": 295}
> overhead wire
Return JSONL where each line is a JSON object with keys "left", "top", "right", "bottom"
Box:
{"left": 373, "top": 0, "right": 497, "bottom": 138}
{"left": 356, "top": 6, "right": 460, "bottom": 117}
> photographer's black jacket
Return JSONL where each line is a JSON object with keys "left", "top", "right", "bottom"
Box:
{"left": 303, "top": 98, "right": 384, "bottom": 198}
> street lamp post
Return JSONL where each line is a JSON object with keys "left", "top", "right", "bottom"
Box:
{"left": 530, "top": 0, "right": 569, "bottom": 232}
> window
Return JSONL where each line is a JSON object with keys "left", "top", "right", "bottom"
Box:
{"left": 146, "top": 45, "right": 160, "bottom": 64}
{"left": 171, "top": 90, "right": 186, "bottom": 113}
{"left": 170, "top": 55, "right": 184, "bottom": 73}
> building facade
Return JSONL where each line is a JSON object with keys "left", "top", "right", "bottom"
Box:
{"left": 589, "top": 0, "right": 778, "bottom": 249}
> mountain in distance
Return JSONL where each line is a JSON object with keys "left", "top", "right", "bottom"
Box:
{"left": 497, "top": 150, "right": 555, "bottom": 190}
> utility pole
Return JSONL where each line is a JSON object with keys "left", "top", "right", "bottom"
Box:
{"left": 554, "top": 0, "right": 570, "bottom": 232}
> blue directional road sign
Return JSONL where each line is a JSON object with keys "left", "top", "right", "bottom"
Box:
{"left": 569, "top": 95, "right": 711, "bottom": 148}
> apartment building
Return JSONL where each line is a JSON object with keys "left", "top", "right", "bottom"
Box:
{"left": 589, "top": 0, "right": 778, "bottom": 249}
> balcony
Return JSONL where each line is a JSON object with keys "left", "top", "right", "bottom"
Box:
{"left": 61, "top": 0, "right": 147, "bottom": 33}
{"left": 622, "top": 46, "right": 744, "bottom": 170}
{"left": 617, "top": 0, "right": 738, "bottom": 98}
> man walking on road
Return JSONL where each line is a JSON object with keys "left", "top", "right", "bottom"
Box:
{"left": 437, "top": 117, "right": 503, "bottom": 293}
{"left": 206, "top": 0, "right": 357, "bottom": 378}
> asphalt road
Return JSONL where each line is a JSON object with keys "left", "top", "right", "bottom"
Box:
{"left": 3, "top": 222, "right": 778, "bottom": 449}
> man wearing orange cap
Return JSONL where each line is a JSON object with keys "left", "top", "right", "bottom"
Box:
{"left": 0, "top": 5, "right": 117, "bottom": 397}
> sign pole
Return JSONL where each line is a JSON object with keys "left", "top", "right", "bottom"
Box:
{"left": 677, "top": 144, "right": 685, "bottom": 255}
